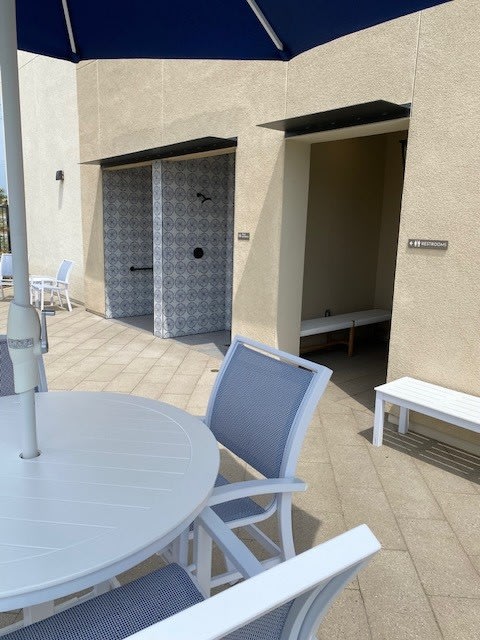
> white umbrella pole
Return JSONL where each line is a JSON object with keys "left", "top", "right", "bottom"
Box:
{"left": 0, "top": 0, "right": 40, "bottom": 459}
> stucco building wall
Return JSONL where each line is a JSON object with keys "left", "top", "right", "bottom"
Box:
{"left": 21, "top": 0, "right": 476, "bottom": 447}
{"left": 389, "top": 0, "right": 480, "bottom": 394}
{"left": 76, "top": 12, "right": 425, "bottom": 339}
{"left": 374, "top": 132, "right": 405, "bottom": 310}
{"left": 18, "top": 52, "right": 84, "bottom": 302}
{"left": 386, "top": 0, "right": 480, "bottom": 450}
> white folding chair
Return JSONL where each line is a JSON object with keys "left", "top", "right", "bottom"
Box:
{"left": 31, "top": 259, "right": 74, "bottom": 311}
{"left": 177, "top": 335, "right": 332, "bottom": 587}
{"left": 0, "top": 253, "right": 13, "bottom": 299}
{"left": 3, "top": 508, "right": 380, "bottom": 640}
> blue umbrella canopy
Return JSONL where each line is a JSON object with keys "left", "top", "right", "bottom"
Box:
{"left": 17, "top": 0, "right": 449, "bottom": 62}
{"left": 2, "top": 0, "right": 450, "bottom": 459}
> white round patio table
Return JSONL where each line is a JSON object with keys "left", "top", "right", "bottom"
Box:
{"left": 0, "top": 391, "right": 219, "bottom": 614}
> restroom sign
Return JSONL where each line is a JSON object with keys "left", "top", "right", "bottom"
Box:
{"left": 408, "top": 239, "right": 448, "bottom": 250}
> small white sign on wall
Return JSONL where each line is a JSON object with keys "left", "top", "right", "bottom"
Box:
{"left": 408, "top": 239, "right": 448, "bottom": 250}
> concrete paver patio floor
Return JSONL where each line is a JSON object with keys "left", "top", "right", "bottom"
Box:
{"left": 0, "top": 300, "right": 479, "bottom": 638}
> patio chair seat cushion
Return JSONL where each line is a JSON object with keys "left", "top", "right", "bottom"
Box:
{"left": 189, "top": 474, "right": 267, "bottom": 531}
{"left": 213, "top": 473, "right": 267, "bottom": 523}
{"left": 5, "top": 564, "right": 203, "bottom": 640}
{"left": 6, "top": 561, "right": 292, "bottom": 640}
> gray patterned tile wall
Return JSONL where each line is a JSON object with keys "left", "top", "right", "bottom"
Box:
{"left": 225, "top": 153, "right": 235, "bottom": 329}
{"left": 152, "top": 154, "right": 234, "bottom": 339}
{"left": 103, "top": 167, "right": 153, "bottom": 319}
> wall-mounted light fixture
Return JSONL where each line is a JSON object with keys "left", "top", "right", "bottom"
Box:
{"left": 55, "top": 170, "right": 64, "bottom": 181}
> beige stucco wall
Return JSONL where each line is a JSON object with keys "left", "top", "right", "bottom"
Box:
{"left": 76, "top": 59, "right": 288, "bottom": 318}
{"left": 388, "top": 0, "right": 480, "bottom": 451}
{"left": 80, "top": 164, "right": 105, "bottom": 315}
{"left": 18, "top": 52, "right": 84, "bottom": 302}
{"left": 390, "top": 0, "right": 480, "bottom": 391}
{"left": 277, "top": 141, "right": 311, "bottom": 354}
{"left": 285, "top": 13, "right": 421, "bottom": 118}
{"left": 374, "top": 132, "right": 406, "bottom": 310}
{"left": 18, "top": 0, "right": 478, "bottom": 449}
{"left": 76, "top": 13, "right": 425, "bottom": 336}
{"left": 71, "top": 0, "right": 480, "bottom": 453}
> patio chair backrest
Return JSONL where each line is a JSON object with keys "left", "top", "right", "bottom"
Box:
{"left": 56, "top": 259, "right": 74, "bottom": 284}
{"left": 0, "top": 335, "right": 48, "bottom": 396}
{"left": 206, "top": 336, "right": 331, "bottom": 479}
{"left": 233, "top": 526, "right": 378, "bottom": 640}
{"left": 0, "top": 253, "right": 13, "bottom": 278}
{"left": 140, "top": 524, "right": 380, "bottom": 640}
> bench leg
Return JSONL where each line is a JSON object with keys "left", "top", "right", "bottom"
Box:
{"left": 398, "top": 406, "right": 409, "bottom": 435}
{"left": 373, "top": 394, "right": 385, "bottom": 446}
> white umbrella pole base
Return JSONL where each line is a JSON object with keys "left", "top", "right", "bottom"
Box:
{"left": 7, "top": 302, "right": 41, "bottom": 390}
{"left": 7, "top": 302, "right": 42, "bottom": 459}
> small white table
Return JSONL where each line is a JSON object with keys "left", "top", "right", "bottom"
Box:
{"left": 0, "top": 391, "right": 219, "bottom": 621}
{"left": 29, "top": 275, "right": 55, "bottom": 309}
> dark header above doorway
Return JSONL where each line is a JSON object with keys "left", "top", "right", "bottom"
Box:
{"left": 259, "top": 101, "right": 410, "bottom": 138}
{"left": 82, "top": 136, "right": 237, "bottom": 168}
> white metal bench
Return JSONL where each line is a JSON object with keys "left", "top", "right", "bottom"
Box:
{"left": 300, "top": 309, "right": 391, "bottom": 356}
{"left": 373, "top": 376, "right": 480, "bottom": 446}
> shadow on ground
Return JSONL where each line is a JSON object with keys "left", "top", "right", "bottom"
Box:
{"left": 361, "top": 423, "right": 480, "bottom": 485}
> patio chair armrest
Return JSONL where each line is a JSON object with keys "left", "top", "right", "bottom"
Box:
{"left": 30, "top": 279, "right": 57, "bottom": 293}
{"left": 208, "top": 478, "right": 306, "bottom": 506}
{"left": 196, "top": 507, "right": 263, "bottom": 579}
{"left": 125, "top": 525, "right": 380, "bottom": 640}
{"left": 30, "top": 277, "right": 55, "bottom": 284}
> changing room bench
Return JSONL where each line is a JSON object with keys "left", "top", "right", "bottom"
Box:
{"left": 300, "top": 309, "right": 391, "bottom": 357}
{"left": 373, "top": 376, "right": 480, "bottom": 446}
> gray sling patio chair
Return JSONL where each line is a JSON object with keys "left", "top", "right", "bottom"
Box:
{"left": 3, "top": 507, "right": 380, "bottom": 640}
{"left": 176, "top": 335, "right": 332, "bottom": 588}
{"left": 0, "top": 334, "right": 47, "bottom": 396}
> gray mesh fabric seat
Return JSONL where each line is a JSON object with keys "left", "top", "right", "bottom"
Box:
{"left": 194, "top": 335, "right": 332, "bottom": 588}
{"left": 3, "top": 515, "right": 380, "bottom": 640}
{"left": 4, "top": 564, "right": 204, "bottom": 640}
{"left": 4, "top": 565, "right": 290, "bottom": 640}
{"left": 213, "top": 473, "right": 266, "bottom": 522}
{"left": 0, "top": 335, "right": 47, "bottom": 396}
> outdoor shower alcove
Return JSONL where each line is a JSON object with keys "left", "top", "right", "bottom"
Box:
{"left": 300, "top": 128, "right": 407, "bottom": 359}
{"left": 102, "top": 151, "right": 235, "bottom": 339}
